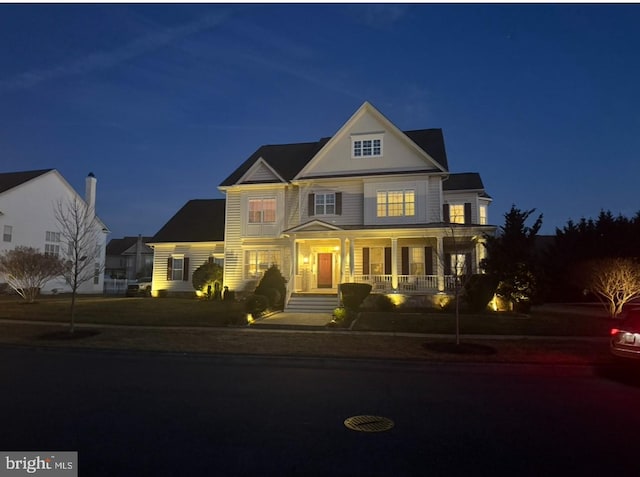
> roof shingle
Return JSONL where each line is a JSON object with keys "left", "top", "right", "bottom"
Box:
{"left": 150, "top": 199, "right": 225, "bottom": 243}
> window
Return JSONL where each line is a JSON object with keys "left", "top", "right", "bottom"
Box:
{"left": 167, "top": 256, "right": 189, "bottom": 281}
{"left": 377, "top": 190, "right": 415, "bottom": 217}
{"left": 245, "top": 250, "right": 281, "bottom": 278}
{"left": 352, "top": 137, "right": 382, "bottom": 158}
{"left": 3, "top": 225, "right": 12, "bottom": 242}
{"left": 94, "top": 263, "right": 100, "bottom": 285}
{"left": 248, "top": 198, "right": 276, "bottom": 224}
{"left": 479, "top": 204, "right": 488, "bottom": 225}
{"left": 369, "top": 247, "right": 385, "bottom": 275}
{"left": 451, "top": 254, "right": 467, "bottom": 277}
{"left": 410, "top": 248, "right": 425, "bottom": 275}
{"left": 449, "top": 204, "right": 466, "bottom": 224}
{"left": 171, "top": 257, "right": 184, "bottom": 281}
{"left": 44, "top": 230, "right": 61, "bottom": 257}
{"left": 315, "top": 193, "right": 335, "bottom": 215}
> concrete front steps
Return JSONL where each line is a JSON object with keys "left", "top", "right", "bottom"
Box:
{"left": 285, "top": 293, "right": 339, "bottom": 313}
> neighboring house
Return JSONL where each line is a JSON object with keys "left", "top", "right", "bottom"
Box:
{"left": 105, "top": 235, "right": 154, "bottom": 279}
{"left": 147, "top": 199, "right": 225, "bottom": 296}
{"left": 0, "top": 169, "right": 109, "bottom": 294}
{"left": 150, "top": 101, "right": 496, "bottom": 309}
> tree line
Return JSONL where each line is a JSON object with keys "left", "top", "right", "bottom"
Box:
{"left": 482, "top": 206, "right": 640, "bottom": 317}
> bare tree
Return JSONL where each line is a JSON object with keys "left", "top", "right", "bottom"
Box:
{"left": 0, "top": 246, "right": 64, "bottom": 303}
{"left": 577, "top": 258, "right": 640, "bottom": 318}
{"left": 54, "top": 196, "right": 104, "bottom": 332}
{"left": 435, "top": 223, "right": 473, "bottom": 345}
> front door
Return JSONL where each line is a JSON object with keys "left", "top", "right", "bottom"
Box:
{"left": 317, "top": 253, "right": 332, "bottom": 288}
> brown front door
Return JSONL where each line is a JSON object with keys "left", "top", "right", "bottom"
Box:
{"left": 317, "top": 253, "right": 332, "bottom": 288}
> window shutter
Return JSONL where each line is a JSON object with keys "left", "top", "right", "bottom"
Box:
{"left": 335, "top": 192, "right": 342, "bottom": 215}
{"left": 444, "top": 253, "right": 451, "bottom": 276}
{"left": 424, "top": 246, "right": 433, "bottom": 275}
{"left": 384, "top": 247, "right": 391, "bottom": 275}
{"left": 208, "top": 257, "right": 213, "bottom": 264}
{"left": 362, "top": 247, "right": 370, "bottom": 274}
{"left": 401, "top": 247, "right": 409, "bottom": 275}
{"left": 443, "top": 204, "right": 450, "bottom": 223}
{"left": 308, "top": 193, "right": 315, "bottom": 217}
{"left": 465, "top": 252, "right": 472, "bottom": 275}
{"left": 183, "top": 257, "right": 189, "bottom": 281}
{"left": 167, "top": 257, "right": 173, "bottom": 280}
{"left": 464, "top": 203, "right": 472, "bottom": 224}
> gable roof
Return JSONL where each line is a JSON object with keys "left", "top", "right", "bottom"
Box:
{"left": 150, "top": 199, "right": 225, "bottom": 243}
{"left": 0, "top": 169, "right": 53, "bottom": 194}
{"left": 220, "top": 103, "right": 449, "bottom": 188}
{"left": 106, "top": 236, "right": 154, "bottom": 256}
{"left": 220, "top": 140, "right": 329, "bottom": 187}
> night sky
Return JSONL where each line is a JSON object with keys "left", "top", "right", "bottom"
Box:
{"left": 2, "top": 3, "right": 638, "bottom": 238}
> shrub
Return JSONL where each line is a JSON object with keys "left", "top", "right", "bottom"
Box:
{"left": 260, "top": 287, "right": 282, "bottom": 310}
{"left": 463, "top": 274, "right": 499, "bottom": 312}
{"left": 192, "top": 261, "right": 224, "bottom": 297}
{"left": 339, "top": 283, "right": 372, "bottom": 311}
{"left": 245, "top": 294, "right": 268, "bottom": 318}
{"left": 362, "top": 294, "right": 396, "bottom": 312}
{"left": 255, "top": 265, "right": 287, "bottom": 310}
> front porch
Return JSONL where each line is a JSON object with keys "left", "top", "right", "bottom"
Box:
{"left": 290, "top": 233, "right": 483, "bottom": 295}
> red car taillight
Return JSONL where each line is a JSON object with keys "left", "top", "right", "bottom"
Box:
{"left": 611, "top": 328, "right": 621, "bottom": 336}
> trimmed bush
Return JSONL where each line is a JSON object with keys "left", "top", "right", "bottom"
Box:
{"left": 361, "top": 294, "right": 396, "bottom": 312}
{"left": 463, "top": 274, "right": 499, "bottom": 312}
{"left": 244, "top": 294, "right": 268, "bottom": 318}
{"left": 339, "top": 283, "right": 372, "bottom": 310}
{"left": 255, "top": 265, "right": 287, "bottom": 310}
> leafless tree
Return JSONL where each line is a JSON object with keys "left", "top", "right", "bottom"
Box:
{"left": 435, "top": 223, "right": 473, "bottom": 345}
{"left": 0, "top": 246, "right": 64, "bottom": 303}
{"left": 577, "top": 258, "right": 640, "bottom": 318}
{"left": 54, "top": 197, "right": 104, "bottom": 332}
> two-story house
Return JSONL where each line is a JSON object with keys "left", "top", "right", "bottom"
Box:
{"left": 149, "top": 102, "right": 495, "bottom": 309}
{"left": 220, "top": 102, "right": 494, "bottom": 308}
{"left": 0, "top": 169, "right": 109, "bottom": 294}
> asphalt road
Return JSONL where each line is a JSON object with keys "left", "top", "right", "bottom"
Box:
{"left": 1, "top": 345, "right": 640, "bottom": 477}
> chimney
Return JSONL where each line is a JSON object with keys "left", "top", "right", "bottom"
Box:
{"left": 85, "top": 172, "right": 97, "bottom": 217}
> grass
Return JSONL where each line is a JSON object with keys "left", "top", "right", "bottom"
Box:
{"left": 0, "top": 295, "right": 245, "bottom": 327}
{"left": 0, "top": 295, "right": 617, "bottom": 366}
{"left": 353, "top": 305, "right": 613, "bottom": 337}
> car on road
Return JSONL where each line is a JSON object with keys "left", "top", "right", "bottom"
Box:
{"left": 610, "top": 308, "right": 640, "bottom": 360}
{"left": 126, "top": 277, "right": 152, "bottom": 297}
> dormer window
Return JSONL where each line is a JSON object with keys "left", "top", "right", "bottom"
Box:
{"left": 352, "top": 134, "right": 383, "bottom": 158}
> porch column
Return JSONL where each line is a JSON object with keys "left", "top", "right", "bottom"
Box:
{"left": 340, "top": 237, "right": 347, "bottom": 285}
{"left": 436, "top": 235, "right": 445, "bottom": 292}
{"left": 391, "top": 237, "right": 398, "bottom": 290}
{"left": 349, "top": 239, "right": 355, "bottom": 278}
{"left": 291, "top": 239, "right": 298, "bottom": 293}
{"left": 475, "top": 238, "right": 486, "bottom": 274}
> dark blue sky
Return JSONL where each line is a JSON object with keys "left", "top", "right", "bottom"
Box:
{"left": 2, "top": 4, "right": 638, "bottom": 238}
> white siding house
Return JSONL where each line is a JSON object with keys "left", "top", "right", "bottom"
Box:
{"left": 0, "top": 169, "right": 109, "bottom": 294}
{"left": 217, "top": 102, "right": 496, "bottom": 309}
{"left": 148, "top": 102, "right": 496, "bottom": 308}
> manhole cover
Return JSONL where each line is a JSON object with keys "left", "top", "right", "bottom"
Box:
{"left": 344, "top": 415, "right": 394, "bottom": 433}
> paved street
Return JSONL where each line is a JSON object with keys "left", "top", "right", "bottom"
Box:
{"left": 1, "top": 345, "right": 639, "bottom": 476}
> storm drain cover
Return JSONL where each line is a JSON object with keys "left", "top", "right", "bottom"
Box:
{"left": 344, "top": 415, "right": 394, "bottom": 433}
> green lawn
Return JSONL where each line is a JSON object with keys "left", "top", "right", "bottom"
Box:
{"left": 353, "top": 305, "right": 613, "bottom": 337}
{"left": 0, "top": 295, "right": 245, "bottom": 327}
{"left": 0, "top": 295, "right": 613, "bottom": 337}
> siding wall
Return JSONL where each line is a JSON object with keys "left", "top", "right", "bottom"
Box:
{"left": 443, "top": 191, "right": 481, "bottom": 224}
{"left": 0, "top": 171, "right": 107, "bottom": 294}
{"left": 223, "top": 190, "right": 243, "bottom": 291}
{"left": 152, "top": 242, "right": 224, "bottom": 294}
{"left": 303, "top": 180, "right": 364, "bottom": 227}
